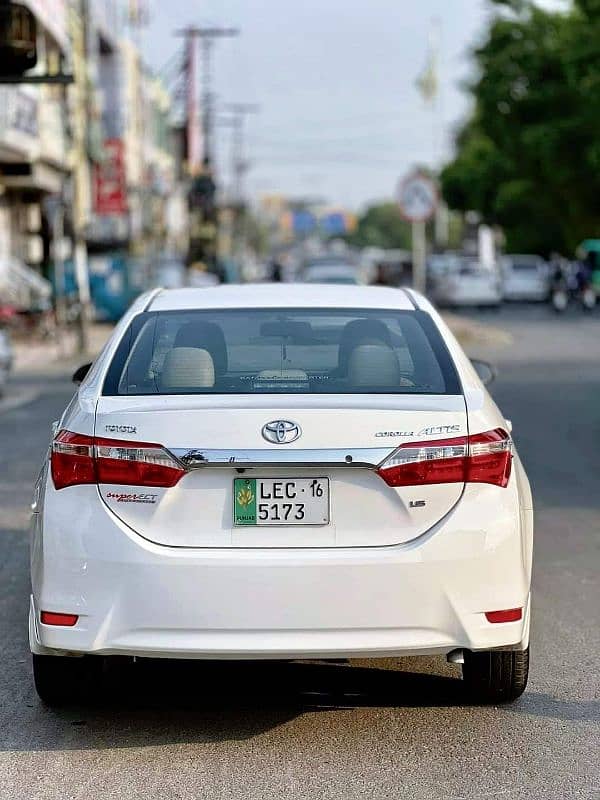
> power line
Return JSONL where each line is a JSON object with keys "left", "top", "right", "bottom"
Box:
{"left": 174, "top": 26, "right": 239, "bottom": 169}
{"left": 222, "top": 102, "right": 260, "bottom": 201}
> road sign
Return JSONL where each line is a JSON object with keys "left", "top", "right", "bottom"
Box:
{"left": 397, "top": 172, "right": 438, "bottom": 223}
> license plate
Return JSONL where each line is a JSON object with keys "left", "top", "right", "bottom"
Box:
{"left": 233, "top": 478, "right": 330, "bottom": 526}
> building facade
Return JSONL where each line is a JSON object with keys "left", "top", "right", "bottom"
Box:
{"left": 0, "top": 0, "right": 70, "bottom": 278}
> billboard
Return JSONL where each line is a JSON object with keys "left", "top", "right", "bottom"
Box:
{"left": 94, "top": 139, "right": 128, "bottom": 216}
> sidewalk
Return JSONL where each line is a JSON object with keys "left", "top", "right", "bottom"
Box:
{"left": 0, "top": 324, "right": 114, "bottom": 416}
{"left": 443, "top": 312, "right": 512, "bottom": 349}
{"left": 12, "top": 323, "right": 113, "bottom": 376}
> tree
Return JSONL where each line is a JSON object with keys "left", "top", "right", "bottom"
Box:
{"left": 346, "top": 203, "right": 411, "bottom": 250}
{"left": 441, "top": 0, "right": 600, "bottom": 254}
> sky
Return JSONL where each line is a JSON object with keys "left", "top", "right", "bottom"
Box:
{"left": 144, "top": 0, "right": 567, "bottom": 210}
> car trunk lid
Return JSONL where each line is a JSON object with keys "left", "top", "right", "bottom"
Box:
{"left": 95, "top": 394, "right": 467, "bottom": 548}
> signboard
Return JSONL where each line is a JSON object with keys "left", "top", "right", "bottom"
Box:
{"left": 397, "top": 172, "right": 438, "bottom": 223}
{"left": 321, "top": 211, "right": 351, "bottom": 237}
{"left": 9, "top": 89, "right": 38, "bottom": 135}
{"left": 93, "top": 139, "right": 128, "bottom": 216}
{"left": 291, "top": 210, "right": 317, "bottom": 235}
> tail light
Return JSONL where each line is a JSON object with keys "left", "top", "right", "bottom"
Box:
{"left": 51, "top": 430, "right": 186, "bottom": 490}
{"left": 51, "top": 431, "right": 95, "bottom": 489}
{"left": 95, "top": 438, "right": 185, "bottom": 487}
{"left": 377, "top": 428, "right": 512, "bottom": 488}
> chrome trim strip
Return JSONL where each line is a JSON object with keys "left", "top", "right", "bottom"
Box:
{"left": 170, "top": 447, "right": 395, "bottom": 470}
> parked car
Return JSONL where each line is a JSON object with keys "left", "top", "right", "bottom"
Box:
{"left": 31, "top": 284, "right": 532, "bottom": 707}
{"left": 0, "top": 327, "right": 13, "bottom": 396}
{"left": 432, "top": 259, "right": 503, "bottom": 308}
{"left": 501, "top": 255, "right": 550, "bottom": 302}
{"left": 301, "top": 263, "right": 361, "bottom": 285}
{"left": 427, "top": 253, "right": 463, "bottom": 296}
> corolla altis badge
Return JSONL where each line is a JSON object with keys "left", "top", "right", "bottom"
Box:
{"left": 105, "top": 425, "right": 137, "bottom": 435}
{"left": 375, "top": 424, "right": 462, "bottom": 439}
{"left": 262, "top": 420, "right": 302, "bottom": 445}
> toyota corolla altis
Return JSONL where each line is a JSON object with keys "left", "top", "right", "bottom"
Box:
{"left": 30, "top": 285, "right": 533, "bottom": 705}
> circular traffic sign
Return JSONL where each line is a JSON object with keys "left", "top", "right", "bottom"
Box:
{"left": 397, "top": 172, "right": 438, "bottom": 223}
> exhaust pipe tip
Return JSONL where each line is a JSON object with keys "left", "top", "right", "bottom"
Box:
{"left": 447, "top": 649, "right": 464, "bottom": 665}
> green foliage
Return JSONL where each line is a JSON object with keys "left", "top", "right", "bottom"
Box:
{"left": 347, "top": 203, "right": 411, "bottom": 250}
{"left": 441, "top": 0, "right": 600, "bottom": 254}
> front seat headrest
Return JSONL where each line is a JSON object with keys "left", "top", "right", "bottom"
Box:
{"left": 174, "top": 321, "right": 227, "bottom": 375}
{"left": 160, "top": 347, "right": 215, "bottom": 390}
{"left": 338, "top": 319, "right": 392, "bottom": 374}
{"left": 347, "top": 344, "right": 401, "bottom": 388}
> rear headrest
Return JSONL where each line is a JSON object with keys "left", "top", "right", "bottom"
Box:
{"left": 338, "top": 319, "right": 392, "bottom": 374}
{"left": 174, "top": 321, "right": 227, "bottom": 375}
{"left": 160, "top": 347, "right": 215, "bottom": 390}
{"left": 347, "top": 344, "right": 401, "bottom": 388}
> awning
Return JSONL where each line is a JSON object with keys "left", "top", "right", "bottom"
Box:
{"left": 0, "top": 161, "right": 65, "bottom": 194}
{"left": 0, "top": 257, "right": 52, "bottom": 310}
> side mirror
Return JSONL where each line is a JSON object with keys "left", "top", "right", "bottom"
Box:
{"left": 471, "top": 358, "right": 496, "bottom": 387}
{"left": 72, "top": 362, "right": 92, "bottom": 385}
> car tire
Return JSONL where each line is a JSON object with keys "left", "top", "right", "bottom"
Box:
{"left": 462, "top": 647, "right": 529, "bottom": 704}
{"left": 32, "top": 653, "right": 102, "bottom": 707}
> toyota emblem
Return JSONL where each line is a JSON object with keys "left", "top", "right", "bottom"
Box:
{"left": 262, "top": 420, "right": 302, "bottom": 445}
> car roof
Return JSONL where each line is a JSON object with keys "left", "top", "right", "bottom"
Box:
{"left": 148, "top": 283, "right": 416, "bottom": 311}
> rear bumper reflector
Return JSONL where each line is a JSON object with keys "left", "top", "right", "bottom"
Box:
{"left": 485, "top": 608, "right": 522, "bottom": 624}
{"left": 40, "top": 611, "right": 79, "bottom": 627}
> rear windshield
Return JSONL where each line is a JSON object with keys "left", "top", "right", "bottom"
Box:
{"left": 103, "top": 308, "right": 461, "bottom": 396}
{"left": 512, "top": 261, "right": 539, "bottom": 272}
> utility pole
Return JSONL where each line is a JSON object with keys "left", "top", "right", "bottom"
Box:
{"left": 175, "top": 26, "right": 239, "bottom": 169}
{"left": 174, "top": 26, "right": 239, "bottom": 278}
{"left": 70, "top": 0, "right": 92, "bottom": 353}
{"left": 221, "top": 103, "right": 259, "bottom": 258}
{"left": 223, "top": 103, "right": 259, "bottom": 202}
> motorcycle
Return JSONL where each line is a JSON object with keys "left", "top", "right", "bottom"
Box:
{"left": 550, "top": 262, "right": 596, "bottom": 312}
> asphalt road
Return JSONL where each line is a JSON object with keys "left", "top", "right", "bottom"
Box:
{"left": 0, "top": 304, "right": 598, "bottom": 800}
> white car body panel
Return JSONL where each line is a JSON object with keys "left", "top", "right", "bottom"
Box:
{"left": 95, "top": 396, "right": 467, "bottom": 548}
{"left": 302, "top": 265, "right": 360, "bottom": 284}
{"left": 433, "top": 266, "right": 503, "bottom": 308}
{"left": 31, "top": 285, "right": 533, "bottom": 661}
{"left": 502, "top": 256, "right": 549, "bottom": 302}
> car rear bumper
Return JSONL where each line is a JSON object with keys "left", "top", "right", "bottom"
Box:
{"left": 503, "top": 288, "right": 548, "bottom": 302}
{"left": 31, "top": 486, "right": 533, "bottom": 660}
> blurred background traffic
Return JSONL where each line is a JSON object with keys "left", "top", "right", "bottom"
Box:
{"left": 0, "top": 0, "right": 598, "bottom": 393}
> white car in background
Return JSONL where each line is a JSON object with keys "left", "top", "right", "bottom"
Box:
{"left": 301, "top": 262, "right": 361, "bottom": 285}
{"left": 433, "top": 259, "right": 503, "bottom": 308}
{"left": 30, "top": 284, "right": 532, "bottom": 707}
{"left": 501, "top": 255, "right": 550, "bottom": 302}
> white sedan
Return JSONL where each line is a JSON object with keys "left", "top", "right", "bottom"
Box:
{"left": 301, "top": 263, "right": 362, "bottom": 285}
{"left": 433, "top": 260, "right": 503, "bottom": 308}
{"left": 30, "top": 284, "right": 533, "bottom": 706}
